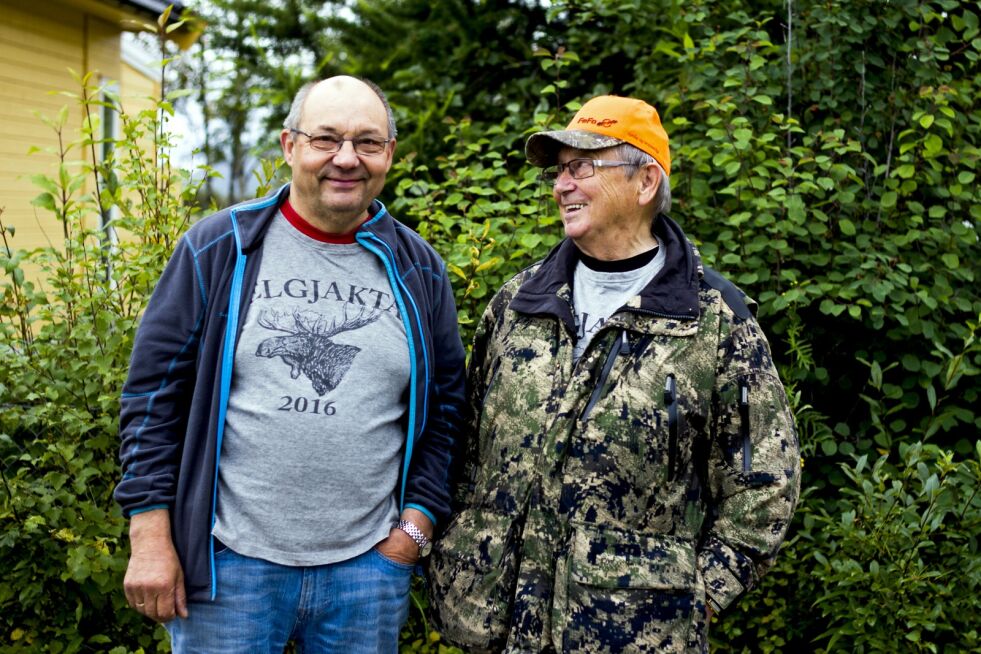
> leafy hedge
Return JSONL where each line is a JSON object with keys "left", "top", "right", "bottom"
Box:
{"left": 392, "top": 1, "right": 981, "bottom": 652}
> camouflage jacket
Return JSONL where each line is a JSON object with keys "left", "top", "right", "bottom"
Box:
{"left": 428, "top": 214, "right": 800, "bottom": 653}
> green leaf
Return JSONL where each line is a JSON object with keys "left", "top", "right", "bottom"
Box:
{"left": 733, "top": 128, "right": 752, "bottom": 142}
{"left": 158, "top": 4, "right": 173, "bottom": 28}
{"left": 446, "top": 263, "right": 467, "bottom": 280}
{"left": 518, "top": 233, "right": 542, "bottom": 249}
{"left": 839, "top": 219, "right": 857, "bottom": 236}
{"left": 894, "top": 164, "right": 915, "bottom": 178}
{"left": 922, "top": 134, "right": 943, "bottom": 156}
{"left": 31, "top": 192, "right": 57, "bottom": 212}
{"left": 30, "top": 174, "right": 59, "bottom": 196}
{"left": 787, "top": 195, "right": 805, "bottom": 223}
{"left": 941, "top": 253, "right": 960, "bottom": 269}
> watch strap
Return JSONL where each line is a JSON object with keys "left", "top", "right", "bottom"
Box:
{"left": 396, "top": 519, "right": 432, "bottom": 556}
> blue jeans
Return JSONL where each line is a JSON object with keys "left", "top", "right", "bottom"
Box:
{"left": 166, "top": 544, "right": 413, "bottom": 653}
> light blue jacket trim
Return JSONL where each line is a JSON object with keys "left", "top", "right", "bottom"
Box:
{"left": 206, "top": 192, "right": 280, "bottom": 600}
{"left": 404, "top": 503, "right": 437, "bottom": 528}
{"left": 367, "top": 235, "right": 431, "bottom": 430}
{"left": 356, "top": 233, "right": 420, "bottom": 514}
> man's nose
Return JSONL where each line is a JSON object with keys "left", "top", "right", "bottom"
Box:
{"left": 552, "top": 169, "right": 576, "bottom": 192}
{"left": 332, "top": 140, "right": 360, "bottom": 167}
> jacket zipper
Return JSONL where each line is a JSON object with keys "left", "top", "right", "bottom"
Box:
{"left": 482, "top": 358, "right": 503, "bottom": 405}
{"left": 209, "top": 201, "right": 262, "bottom": 600}
{"left": 739, "top": 379, "right": 751, "bottom": 472}
{"left": 664, "top": 374, "right": 678, "bottom": 481}
{"left": 356, "top": 232, "right": 421, "bottom": 514}
{"left": 579, "top": 330, "right": 630, "bottom": 423}
{"left": 632, "top": 308, "right": 697, "bottom": 321}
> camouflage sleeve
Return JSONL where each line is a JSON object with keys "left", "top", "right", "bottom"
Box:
{"left": 449, "top": 278, "right": 518, "bottom": 509}
{"left": 699, "top": 314, "right": 801, "bottom": 612}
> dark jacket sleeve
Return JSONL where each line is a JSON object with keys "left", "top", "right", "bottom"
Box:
{"left": 114, "top": 236, "right": 205, "bottom": 517}
{"left": 402, "top": 263, "right": 467, "bottom": 529}
{"left": 699, "top": 312, "right": 801, "bottom": 611}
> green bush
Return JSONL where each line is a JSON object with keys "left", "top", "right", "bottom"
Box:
{"left": 807, "top": 442, "right": 980, "bottom": 653}
{"left": 0, "top": 67, "right": 208, "bottom": 651}
{"left": 710, "top": 438, "right": 981, "bottom": 654}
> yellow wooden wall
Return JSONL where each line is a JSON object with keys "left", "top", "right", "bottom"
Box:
{"left": 120, "top": 60, "right": 160, "bottom": 117}
{"left": 0, "top": 0, "right": 156, "bottom": 282}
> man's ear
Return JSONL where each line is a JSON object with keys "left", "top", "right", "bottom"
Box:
{"left": 280, "top": 129, "right": 295, "bottom": 166}
{"left": 636, "top": 163, "right": 661, "bottom": 207}
{"left": 382, "top": 138, "right": 397, "bottom": 171}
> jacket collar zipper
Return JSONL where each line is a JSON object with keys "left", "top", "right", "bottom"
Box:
{"left": 579, "top": 330, "right": 630, "bottom": 423}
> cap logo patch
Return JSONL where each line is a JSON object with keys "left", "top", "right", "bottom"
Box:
{"left": 577, "top": 117, "right": 618, "bottom": 128}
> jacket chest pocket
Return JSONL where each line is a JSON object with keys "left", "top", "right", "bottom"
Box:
{"left": 564, "top": 367, "right": 707, "bottom": 521}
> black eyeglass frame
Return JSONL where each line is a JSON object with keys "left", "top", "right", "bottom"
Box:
{"left": 540, "top": 158, "right": 638, "bottom": 182}
{"left": 289, "top": 128, "right": 392, "bottom": 156}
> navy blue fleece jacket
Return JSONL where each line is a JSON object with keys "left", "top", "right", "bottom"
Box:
{"left": 115, "top": 184, "right": 466, "bottom": 601}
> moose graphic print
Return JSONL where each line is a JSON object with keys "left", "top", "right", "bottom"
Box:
{"left": 255, "top": 307, "right": 381, "bottom": 396}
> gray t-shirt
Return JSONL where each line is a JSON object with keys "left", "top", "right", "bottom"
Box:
{"left": 573, "top": 247, "right": 665, "bottom": 361}
{"left": 213, "top": 212, "right": 410, "bottom": 566}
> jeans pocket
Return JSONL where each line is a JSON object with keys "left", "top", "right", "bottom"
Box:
{"left": 213, "top": 537, "right": 232, "bottom": 558}
{"left": 372, "top": 548, "right": 416, "bottom": 572}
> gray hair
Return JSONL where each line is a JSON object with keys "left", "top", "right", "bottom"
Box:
{"left": 612, "top": 142, "right": 672, "bottom": 216}
{"left": 282, "top": 78, "right": 398, "bottom": 139}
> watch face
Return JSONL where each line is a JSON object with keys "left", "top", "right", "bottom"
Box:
{"left": 419, "top": 541, "right": 433, "bottom": 557}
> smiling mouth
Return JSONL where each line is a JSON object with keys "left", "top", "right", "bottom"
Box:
{"left": 563, "top": 203, "right": 586, "bottom": 214}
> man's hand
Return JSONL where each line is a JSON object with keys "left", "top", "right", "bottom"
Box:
{"left": 374, "top": 508, "right": 434, "bottom": 565}
{"left": 375, "top": 526, "right": 420, "bottom": 565}
{"left": 123, "top": 509, "right": 188, "bottom": 623}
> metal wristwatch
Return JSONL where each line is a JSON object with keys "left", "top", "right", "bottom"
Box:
{"left": 396, "top": 519, "right": 432, "bottom": 557}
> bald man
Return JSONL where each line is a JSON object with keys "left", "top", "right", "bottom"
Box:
{"left": 115, "top": 76, "right": 466, "bottom": 652}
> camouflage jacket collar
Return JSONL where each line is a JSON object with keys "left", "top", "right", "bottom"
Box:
{"left": 509, "top": 213, "right": 701, "bottom": 330}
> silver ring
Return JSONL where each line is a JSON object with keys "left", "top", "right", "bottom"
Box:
{"left": 136, "top": 602, "right": 146, "bottom": 607}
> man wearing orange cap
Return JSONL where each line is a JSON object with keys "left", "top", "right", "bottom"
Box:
{"left": 427, "top": 96, "right": 801, "bottom": 653}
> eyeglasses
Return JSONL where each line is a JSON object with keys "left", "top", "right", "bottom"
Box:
{"left": 540, "top": 158, "right": 637, "bottom": 182}
{"left": 289, "top": 128, "right": 391, "bottom": 156}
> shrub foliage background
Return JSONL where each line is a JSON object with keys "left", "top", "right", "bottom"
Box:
{"left": 1, "top": 1, "right": 979, "bottom": 652}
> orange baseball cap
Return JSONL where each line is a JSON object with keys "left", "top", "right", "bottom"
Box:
{"left": 525, "top": 95, "right": 671, "bottom": 175}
